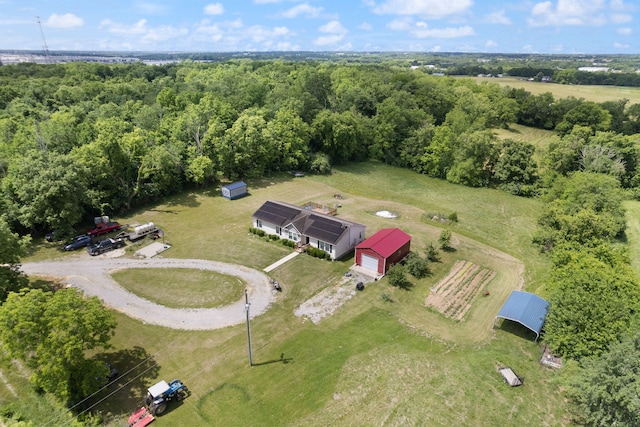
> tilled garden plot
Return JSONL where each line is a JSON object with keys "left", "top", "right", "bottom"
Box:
{"left": 425, "top": 260, "right": 496, "bottom": 320}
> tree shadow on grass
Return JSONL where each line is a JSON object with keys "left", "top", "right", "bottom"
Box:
{"left": 89, "top": 346, "right": 160, "bottom": 416}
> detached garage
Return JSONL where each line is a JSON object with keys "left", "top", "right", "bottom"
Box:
{"left": 221, "top": 181, "right": 247, "bottom": 200}
{"left": 355, "top": 228, "right": 412, "bottom": 275}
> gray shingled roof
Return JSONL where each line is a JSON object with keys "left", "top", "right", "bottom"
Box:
{"left": 252, "top": 200, "right": 361, "bottom": 244}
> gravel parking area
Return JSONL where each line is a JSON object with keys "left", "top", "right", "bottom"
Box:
{"left": 20, "top": 257, "right": 274, "bottom": 330}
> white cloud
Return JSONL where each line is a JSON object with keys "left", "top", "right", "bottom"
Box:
{"left": 45, "top": 13, "right": 84, "bottom": 29}
{"left": 528, "top": 0, "right": 608, "bottom": 27}
{"left": 281, "top": 3, "right": 323, "bottom": 18}
{"left": 99, "top": 19, "right": 148, "bottom": 35}
{"left": 141, "top": 25, "right": 189, "bottom": 42}
{"left": 314, "top": 34, "right": 344, "bottom": 46}
{"left": 319, "top": 20, "right": 348, "bottom": 34}
{"left": 246, "top": 25, "right": 290, "bottom": 42}
{"left": 194, "top": 19, "right": 295, "bottom": 51}
{"left": 411, "top": 24, "right": 474, "bottom": 38}
{"left": 196, "top": 19, "right": 243, "bottom": 36}
{"left": 371, "top": 0, "right": 473, "bottom": 19}
{"left": 135, "top": 2, "right": 169, "bottom": 15}
{"left": 484, "top": 10, "right": 511, "bottom": 25}
{"left": 358, "top": 22, "right": 373, "bottom": 31}
{"left": 275, "top": 41, "right": 301, "bottom": 50}
{"left": 611, "top": 13, "right": 632, "bottom": 24}
{"left": 485, "top": 40, "right": 497, "bottom": 47}
{"left": 204, "top": 3, "right": 225, "bottom": 15}
{"left": 614, "top": 41, "right": 630, "bottom": 48}
{"left": 387, "top": 18, "right": 413, "bottom": 31}
{"left": 99, "top": 18, "right": 187, "bottom": 43}
{"left": 617, "top": 27, "right": 633, "bottom": 35}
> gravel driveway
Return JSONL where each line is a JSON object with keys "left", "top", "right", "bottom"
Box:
{"left": 20, "top": 258, "right": 275, "bottom": 330}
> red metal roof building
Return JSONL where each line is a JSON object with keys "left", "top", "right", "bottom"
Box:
{"left": 355, "top": 228, "right": 412, "bottom": 275}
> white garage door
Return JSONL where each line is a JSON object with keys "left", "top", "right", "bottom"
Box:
{"left": 361, "top": 253, "right": 380, "bottom": 272}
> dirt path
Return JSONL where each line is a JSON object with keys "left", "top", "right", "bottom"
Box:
{"left": 20, "top": 258, "right": 274, "bottom": 331}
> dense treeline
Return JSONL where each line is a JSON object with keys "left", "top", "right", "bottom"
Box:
{"left": 0, "top": 59, "right": 639, "bottom": 238}
{"left": 446, "top": 64, "right": 640, "bottom": 88}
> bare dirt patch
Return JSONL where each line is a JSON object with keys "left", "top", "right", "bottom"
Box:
{"left": 294, "top": 270, "right": 374, "bottom": 324}
{"left": 425, "top": 260, "right": 496, "bottom": 321}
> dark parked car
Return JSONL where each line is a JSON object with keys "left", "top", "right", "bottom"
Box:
{"left": 87, "top": 237, "right": 126, "bottom": 256}
{"left": 46, "top": 228, "right": 75, "bottom": 242}
{"left": 64, "top": 235, "right": 92, "bottom": 251}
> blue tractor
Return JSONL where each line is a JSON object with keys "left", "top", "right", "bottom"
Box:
{"left": 144, "top": 379, "right": 190, "bottom": 416}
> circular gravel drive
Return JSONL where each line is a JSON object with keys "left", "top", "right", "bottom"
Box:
{"left": 20, "top": 258, "right": 275, "bottom": 331}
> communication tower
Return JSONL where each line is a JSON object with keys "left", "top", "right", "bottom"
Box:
{"left": 36, "top": 16, "right": 50, "bottom": 63}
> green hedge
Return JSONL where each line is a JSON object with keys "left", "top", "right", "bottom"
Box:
{"left": 280, "top": 239, "right": 296, "bottom": 248}
{"left": 249, "top": 227, "right": 266, "bottom": 237}
{"left": 306, "top": 246, "right": 330, "bottom": 260}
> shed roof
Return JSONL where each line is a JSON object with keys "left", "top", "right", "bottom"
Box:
{"left": 223, "top": 181, "right": 247, "bottom": 190}
{"left": 355, "top": 228, "right": 411, "bottom": 258}
{"left": 496, "top": 291, "right": 549, "bottom": 340}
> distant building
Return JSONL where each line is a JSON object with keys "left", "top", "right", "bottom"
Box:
{"left": 578, "top": 66, "right": 610, "bottom": 72}
{"left": 541, "top": 76, "right": 552, "bottom": 83}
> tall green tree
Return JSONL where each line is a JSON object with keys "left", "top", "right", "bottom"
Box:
{"left": 0, "top": 217, "right": 30, "bottom": 303}
{"left": 0, "top": 288, "right": 116, "bottom": 404}
{"left": 494, "top": 139, "right": 539, "bottom": 186}
{"left": 567, "top": 331, "right": 640, "bottom": 426}
{"left": 2, "top": 150, "right": 87, "bottom": 231}
{"left": 544, "top": 245, "right": 640, "bottom": 360}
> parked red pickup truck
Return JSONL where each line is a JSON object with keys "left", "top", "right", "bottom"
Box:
{"left": 87, "top": 221, "right": 121, "bottom": 237}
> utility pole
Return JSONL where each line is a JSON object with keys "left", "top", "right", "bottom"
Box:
{"left": 244, "top": 289, "right": 253, "bottom": 367}
{"left": 36, "top": 16, "right": 50, "bottom": 64}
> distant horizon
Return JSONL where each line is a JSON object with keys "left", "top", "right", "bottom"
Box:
{"left": 1, "top": 1, "right": 637, "bottom": 55}
{"left": 2, "top": 49, "right": 639, "bottom": 58}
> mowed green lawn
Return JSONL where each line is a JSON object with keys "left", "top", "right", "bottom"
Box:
{"left": 13, "top": 162, "right": 568, "bottom": 426}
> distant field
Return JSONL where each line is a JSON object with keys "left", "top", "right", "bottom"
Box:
{"left": 466, "top": 75, "right": 640, "bottom": 104}
{"left": 493, "top": 123, "right": 556, "bottom": 164}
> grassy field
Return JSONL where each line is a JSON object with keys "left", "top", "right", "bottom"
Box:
{"left": 468, "top": 76, "right": 640, "bottom": 104}
{"left": 7, "top": 162, "right": 569, "bottom": 426}
{"left": 112, "top": 268, "right": 246, "bottom": 309}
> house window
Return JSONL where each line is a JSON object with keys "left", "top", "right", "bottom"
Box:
{"left": 288, "top": 230, "right": 299, "bottom": 241}
{"left": 318, "top": 241, "right": 333, "bottom": 253}
{"left": 256, "top": 219, "right": 263, "bottom": 228}
{"left": 276, "top": 226, "right": 282, "bottom": 235}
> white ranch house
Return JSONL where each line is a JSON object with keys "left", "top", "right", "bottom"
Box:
{"left": 252, "top": 200, "right": 366, "bottom": 260}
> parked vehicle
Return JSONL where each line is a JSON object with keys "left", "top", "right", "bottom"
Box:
{"left": 87, "top": 221, "right": 121, "bottom": 237}
{"left": 87, "top": 237, "right": 126, "bottom": 256}
{"left": 128, "top": 379, "right": 190, "bottom": 426}
{"left": 46, "top": 227, "right": 75, "bottom": 242}
{"left": 63, "top": 235, "right": 92, "bottom": 251}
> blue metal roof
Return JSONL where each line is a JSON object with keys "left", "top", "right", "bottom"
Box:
{"left": 496, "top": 291, "right": 549, "bottom": 340}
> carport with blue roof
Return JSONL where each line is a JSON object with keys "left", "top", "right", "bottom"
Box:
{"left": 495, "top": 291, "right": 549, "bottom": 341}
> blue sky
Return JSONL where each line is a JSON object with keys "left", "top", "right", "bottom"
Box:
{"left": 0, "top": 0, "right": 637, "bottom": 53}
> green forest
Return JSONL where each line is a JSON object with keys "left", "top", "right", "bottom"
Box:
{"left": 2, "top": 58, "right": 640, "bottom": 425}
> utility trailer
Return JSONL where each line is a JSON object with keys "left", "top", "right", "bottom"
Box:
{"left": 127, "top": 222, "right": 160, "bottom": 241}
{"left": 116, "top": 222, "right": 161, "bottom": 241}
